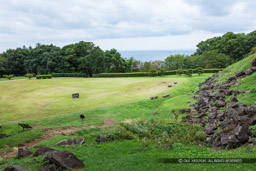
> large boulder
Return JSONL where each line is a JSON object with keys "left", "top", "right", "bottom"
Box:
{"left": 234, "top": 124, "right": 249, "bottom": 143}
{"left": 220, "top": 134, "right": 239, "bottom": 147}
{"left": 34, "top": 146, "right": 54, "bottom": 157}
{"left": 18, "top": 147, "right": 32, "bottom": 158}
{"left": 4, "top": 165, "right": 29, "bottom": 171}
{"left": 45, "top": 151, "right": 85, "bottom": 170}
{"left": 245, "top": 69, "right": 253, "bottom": 75}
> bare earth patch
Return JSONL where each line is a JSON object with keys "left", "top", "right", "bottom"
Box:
{"left": 0, "top": 118, "right": 116, "bottom": 160}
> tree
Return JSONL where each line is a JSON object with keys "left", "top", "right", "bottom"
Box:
{"left": 177, "top": 69, "right": 183, "bottom": 76}
{"left": 165, "top": 54, "right": 185, "bottom": 70}
{"left": 199, "top": 50, "right": 233, "bottom": 68}
{"left": 3, "top": 74, "right": 14, "bottom": 80}
{"left": 103, "top": 49, "right": 126, "bottom": 73}
{"left": 195, "top": 67, "right": 203, "bottom": 75}
{"left": 184, "top": 69, "right": 193, "bottom": 77}
{"left": 24, "top": 73, "right": 33, "bottom": 79}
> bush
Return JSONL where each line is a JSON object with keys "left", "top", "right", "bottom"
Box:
{"left": 36, "top": 74, "right": 52, "bottom": 79}
{"left": 149, "top": 69, "right": 157, "bottom": 77}
{"left": 195, "top": 67, "right": 203, "bottom": 75}
{"left": 52, "top": 73, "right": 87, "bottom": 77}
{"left": 184, "top": 69, "right": 193, "bottom": 77}
{"left": 3, "top": 74, "right": 14, "bottom": 80}
{"left": 113, "top": 119, "right": 205, "bottom": 147}
{"left": 92, "top": 72, "right": 150, "bottom": 77}
{"left": 176, "top": 69, "right": 183, "bottom": 76}
{"left": 24, "top": 73, "right": 33, "bottom": 79}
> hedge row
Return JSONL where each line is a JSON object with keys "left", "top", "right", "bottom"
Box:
{"left": 92, "top": 72, "right": 150, "bottom": 77}
{"left": 92, "top": 69, "right": 221, "bottom": 77}
{"left": 52, "top": 73, "right": 88, "bottom": 77}
{"left": 36, "top": 74, "right": 52, "bottom": 79}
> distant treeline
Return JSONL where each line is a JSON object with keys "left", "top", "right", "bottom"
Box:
{"left": 0, "top": 31, "right": 256, "bottom": 77}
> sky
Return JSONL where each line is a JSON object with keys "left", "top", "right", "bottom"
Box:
{"left": 0, "top": 0, "right": 256, "bottom": 52}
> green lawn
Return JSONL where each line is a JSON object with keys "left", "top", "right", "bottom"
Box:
{"left": 1, "top": 74, "right": 256, "bottom": 170}
{"left": 0, "top": 76, "right": 27, "bottom": 81}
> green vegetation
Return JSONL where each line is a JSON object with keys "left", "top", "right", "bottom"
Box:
{"left": 1, "top": 71, "right": 256, "bottom": 170}
{"left": 3, "top": 74, "right": 14, "bottom": 80}
{"left": 24, "top": 73, "right": 34, "bottom": 79}
{"left": 35, "top": 74, "right": 52, "bottom": 79}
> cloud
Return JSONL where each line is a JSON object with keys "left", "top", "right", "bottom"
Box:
{"left": 0, "top": 0, "right": 255, "bottom": 51}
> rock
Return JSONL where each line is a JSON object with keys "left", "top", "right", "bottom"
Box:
{"left": 230, "top": 96, "right": 238, "bottom": 103}
{"left": 0, "top": 134, "right": 7, "bottom": 139}
{"left": 76, "top": 138, "right": 86, "bottom": 145}
{"left": 45, "top": 151, "right": 85, "bottom": 169}
{"left": 204, "top": 126, "right": 214, "bottom": 135}
{"left": 18, "top": 147, "right": 32, "bottom": 158}
{"left": 38, "top": 164, "right": 56, "bottom": 171}
{"left": 54, "top": 139, "right": 68, "bottom": 146}
{"left": 174, "top": 81, "right": 177, "bottom": 84}
{"left": 162, "top": 94, "right": 170, "bottom": 98}
{"left": 187, "top": 101, "right": 191, "bottom": 104}
{"left": 236, "top": 70, "right": 246, "bottom": 77}
{"left": 153, "top": 111, "right": 157, "bottom": 115}
{"left": 150, "top": 96, "right": 158, "bottom": 100}
{"left": 215, "top": 93, "right": 226, "bottom": 99}
{"left": 0, "top": 125, "right": 2, "bottom": 128}
{"left": 68, "top": 138, "right": 77, "bottom": 145}
{"left": 236, "top": 105, "right": 247, "bottom": 116}
{"left": 96, "top": 135, "right": 106, "bottom": 143}
{"left": 220, "top": 134, "right": 239, "bottom": 147}
{"left": 168, "top": 84, "right": 172, "bottom": 87}
{"left": 245, "top": 69, "right": 253, "bottom": 75}
{"left": 227, "top": 76, "right": 236, "bottom": 82}
{"left": 234, "top": 124, "right": 249, "bottom": 143}
{"left": 4, "top": 165, "right": 29, "bottom": 171}
{"left": 216, "top": 100, "right": 225, "bottom": 108}
{"left": 106, "top": 134, "right": 114, "bottom": 141}
{"left": 34, "top": 146, "right": 55, "bottom": 157}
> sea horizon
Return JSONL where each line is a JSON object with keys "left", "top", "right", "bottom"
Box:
{"left": 119, "top": 50, "right": 195, "bottom": 62}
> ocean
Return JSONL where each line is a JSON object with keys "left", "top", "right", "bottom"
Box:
{"left": 119, "top": 50, "right": 194, "bottom": 62}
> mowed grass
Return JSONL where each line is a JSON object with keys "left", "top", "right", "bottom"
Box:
{"left": 0, "top": 77, "right": 187, "bottom": 122}
{"left": 4, "top": 74, "right": 256, "bottom": 170}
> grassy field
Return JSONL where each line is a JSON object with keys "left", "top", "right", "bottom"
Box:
{"left": 0, "top": 76, "right": 189, "bottom": 122}
{"left": 1, "top": 74, "right": 256, "bottom": 170}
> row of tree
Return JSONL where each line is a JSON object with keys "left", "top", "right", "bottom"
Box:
{"left": 1, "top": 31, "right": 256, "bottom": 77}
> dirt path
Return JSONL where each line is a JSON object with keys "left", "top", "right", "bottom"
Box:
{"left": 1, "top": 118, "right": 116, "bottom": 160}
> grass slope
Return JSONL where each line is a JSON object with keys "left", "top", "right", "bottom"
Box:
{"left": 1, "top": 73, "right": 256, "bottom": 170}
{"left": 0, "top": 77, "right": 186, "bottom": 122}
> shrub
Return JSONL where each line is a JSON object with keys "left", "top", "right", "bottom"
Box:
{"left": 3, "top": 74, "right": 14, "bottom": 80}
{"left": 24, "top": 73, "right": 33, "bottom": 79}
{"left": 36, "top": 74, "right": 52, "bottom": 79}
{"left": 158, "top": 69, "right": 166, "bottom": 76}
{"left": 185, "top": 69, "right": 193, "bottom": 77}
{"left": 92, "top": 72, "right": 150, "bottom": 77}
{"left": 249, "top": 125, "right": 256, "bottom": 137}
{"left": 149, "top": 69, "right": 158, "bottom": 77}
{"left": 176, "top": 69, "right": 183, "bottom": 76}
{"left": 52, "top": 73, "right": 87, "bottom": 77}
{"left": 195, "top": 67, "right": 203, "bottom": 75}
{"left": 113, "top": 119, "right": 205, "bottom": 147}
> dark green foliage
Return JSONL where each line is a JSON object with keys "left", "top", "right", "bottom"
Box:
{"left": 114, "top": 119, "right": 205, "bottom": 146}
{"left": 184, "top": 69, "right": 193, "bottom": 77}
{"left": 149, "top": 69, "right": 158, "bottom": 76}
{"left": 36, "top": 74, "right": 52, "bottom": 79}
{"left": 195, "top": 67, "right": 203, "bottom": 75}
{"left": 176, "top": 68, "right": 183, "bottom": 76}
{"left": 52, "top": 73, "right": 87, "bottom": 77}
{"left": 92, "top": 72, "right": 150, "bottom": 77}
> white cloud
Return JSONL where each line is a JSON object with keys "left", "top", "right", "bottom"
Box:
{"left": 0, "top": 0, "right": 255, "bottom": 52}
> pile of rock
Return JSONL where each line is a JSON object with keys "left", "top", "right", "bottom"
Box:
{"left": 54, "top": 137, "right": 86, "bottom": 146}
{"left": 182, "top": 62, "right": 256, "bottom": 148}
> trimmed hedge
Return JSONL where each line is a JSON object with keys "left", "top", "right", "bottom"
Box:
{"left": 36, "top": 74, "right": 52, "bottom": 79}
{"left": 52, "top": 73, "right": 88, "bottom": 77}
{"left": 53, "top": 69, "right": 222, "bottom": 78}
{"left": 93, "top": 72, "right": 149, "bottom": 77}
